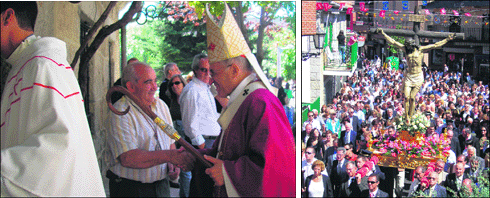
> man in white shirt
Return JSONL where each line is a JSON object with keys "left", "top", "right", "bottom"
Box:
{"left": 180, "top": 54, "right": 221, "bottom": 149}
{"left": 363, "top": 174, "right": 388, "bottom": 197}
{"left": 424, "top": 171, "right": 447, "bottom": 197}
{"left": 303, "top": 111, "right": 322, "bottom": 132}
{"left": 341, "top": 122, "right": 357, "bottom": 149}
{"left": 444, "top": 162, "right": 468, "bottom": 197}
{"left": 107, "top": 62, "right": 192, "bottom": 197}
{"left": 354, "top": 101, "right": 366, "bottom": 122}
{"left": 312, "top": 109, "right": 325, "bottom": 134}
{"left": 408, "top": 166, "right": 426, "bottom": 197}
{"left": 304, "top": 123, "right": 312, "bottom": 144}
{"left": 435, "top": 159, "right": 448, "bottom": 185}
{"left": 338, "top": 161, "right": 365, "bottom": 196}
{"left": 302, "top": 147, "right": 328, "bottom": 181}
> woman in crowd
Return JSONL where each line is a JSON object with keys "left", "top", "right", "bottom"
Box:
{"left": 481, "top": 126, "right": 489, "bottom": 158}
{"left": 166, "top": 74, "right": 189, "bottom": 194}
{"left": 323, "top": 130, "right": 334, "bottom": 149}
{"left": 356, "top": 122, "right": 372, "bottom": 153}
{"left": 366, "top": 109, "right": 378, "bottom": 124}
{"left": 306, "top": 128, "right": 324, "bottom": 160}
{"left": 167, "top": 74, "right": 186, "bottom": 128}
{"left": 321, "top": 104, "right": 329, "bottom": 116}
{"left": 325, "top": 109, "right": 341, "bottom": 136}
{"left": 302, "top": 51, "right": 489, "bottom": 197}
{"left": 303, "top": 160, "right": 333, "bottom": 198}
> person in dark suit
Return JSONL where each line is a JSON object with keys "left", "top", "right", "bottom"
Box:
{"left": 360, "top": 174, "right": 389, "bottom": 197}
{"left": 446, "top": 129, "right": 462, "bottom": 157}
{"left": 425, "top": 171, "right": 447, "bottom": 197}
{"left": 408, "top": 166, "right": 426, "bottom": 197}
{"left": 467, "top": 155, "right": 484, "bottom": 183}
{"left": 442, "top": 119, "right": 458, "bottom": 134}
{"left": 355, "top": 154, "right": 386, "bottom": 182}
{"left": 355, "top": 123, "right": 371, "bottom": 153}
{"left": 376, "top": 126, "right": 400, "bottom": 197}
{"left": 330, "top": 147, "right": 349, "bottom": 196}
{"left": 443, "top": 162, "right": 468, "bottom": 197}
{"left": 303, "top": 160, "right": 333, "bottom": 198}
{"left": 324, "top": 138, "right": 338, "bottom": 175}
{"left": 467, "top": 145, "right": 485, "bottom": 173}
{"left": 344, "top": 143, "right": 358, "bottom": 162}
{"left": 338, "top": 161, "right": 365, "bottom": 197}
{"left": 340, "top": 122, "right": 357, "bottom": 150}
{"left": 451, "top": 154, "right": 472, "bottom": 174}
{"left": 345, "top": 108, "right": 362, "bottom": 133}
{"left": 382, "top": 108, "right": 397, "bottom": 121}
{"left": 459, "top": 127, "right": 481, "bottom": 156}
{"left": 371, "top": 164, "right": 385, "bottom": 182}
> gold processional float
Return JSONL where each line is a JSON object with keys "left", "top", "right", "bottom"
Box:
{"left": 368, "top": 112, "right": 450, "bottom": 169}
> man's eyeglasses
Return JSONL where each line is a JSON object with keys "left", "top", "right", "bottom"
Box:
{"left": 170, "top": 81, "right": 182, "bottom": 86}
{"left": 308, "top": 115, "right": 313, "bottom": 117}
{"left": 367, "top": 181, "right": 377, "bottom": 184}
{"left": 198, "top": 67, "right": 209, "bottom": 73}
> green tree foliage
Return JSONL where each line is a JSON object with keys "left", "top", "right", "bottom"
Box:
{"left": 387, "top": 24, "right": 405, "bottom": 55}
{"left": 127, "top": 20, "right": 165, "bottom": 74}
{"left": 126, "top": 1, "right": 295, "bottom": 82}
{"left": 190, "top": 1, "right": 295, "bottom": 79}
{"left": 258, "top": 26, "right": 295, "bottom": 81}
{"left": 127, "top": 1, "right": 207, "bottom": 82}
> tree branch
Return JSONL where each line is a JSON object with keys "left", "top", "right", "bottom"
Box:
{"left": 71, "top": 1, "right": 118, "bottom": 69}
{"left": 256, "top": 6, "right": 267, "bottom": 65}
{"left": 77, "top": 1, "right": 142, "bottom": 111}
{"left": 234, "top": 2, "right": 252, "bottom": 51}
{"left": 80, "top": 1, "right": 142, "bottom": 69}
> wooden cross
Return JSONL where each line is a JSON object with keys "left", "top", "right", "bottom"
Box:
{"left": 369, "top": 1, "right": 464, "bottom": 44}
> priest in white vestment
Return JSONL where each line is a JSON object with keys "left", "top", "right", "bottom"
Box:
{"left": 1, "top": 2, "right": 105, "bottom": 196}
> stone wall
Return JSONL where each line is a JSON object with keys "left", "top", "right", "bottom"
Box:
{"left": 308, "top": 39, "right": 325, "bottom": 105}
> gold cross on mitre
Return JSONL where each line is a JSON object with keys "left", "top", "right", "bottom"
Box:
{"left": 205, "top": 2, "right": 277, "bottom": 95}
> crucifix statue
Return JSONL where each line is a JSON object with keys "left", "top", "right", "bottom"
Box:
{"left": 369, "top": 2, "right": 464, "bottom": 122}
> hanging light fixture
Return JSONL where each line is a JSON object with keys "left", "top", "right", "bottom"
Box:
{"left": 313, "top": 32, "right": 326, "bottom": 49}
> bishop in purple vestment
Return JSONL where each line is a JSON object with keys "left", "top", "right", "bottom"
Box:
{"left": 183, "top": 3, "right": 295, "bottom": 197}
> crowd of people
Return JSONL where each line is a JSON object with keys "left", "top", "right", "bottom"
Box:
{"left": 302, "top": 56, "right": 489, "bottom": 197}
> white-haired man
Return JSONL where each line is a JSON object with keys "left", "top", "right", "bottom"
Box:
{"left": 106, "top": 62, "right": 192, "bottom": 197}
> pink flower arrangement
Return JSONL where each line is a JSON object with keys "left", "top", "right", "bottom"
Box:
{"left": 372, "top": 132, "right": 451, "bottom": 158}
